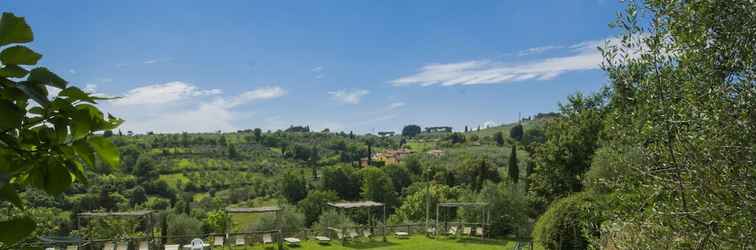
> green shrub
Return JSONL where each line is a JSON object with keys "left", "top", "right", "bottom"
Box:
{"left": 167, "top": 213, "right": 203, "bottom": 245}
{"left": 532, "top": 192, "right": 605, "bottom": 250}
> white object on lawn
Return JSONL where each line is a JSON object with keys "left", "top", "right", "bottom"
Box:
{"left": 262, "top": 234, "right": 273, "bottom": 244}
{"left": 213, "top": 236, "right": 224, "bottom": 246}
{"left": 476, "top": 227, "right": 484, "bottom": 236}
{"left": 348, "top": 229, "right": 359, "bottom": 239}
{"left": 163, "top": 244, "right": 179, "bottom": 250}
{"left": 315, "top": 236, "right": 331, "bottom": 244}
{"left": 235, "top": 236, "right": 245, "bottom": 246}
{"left": 284, "top": 237, "right": 301, "bottom": 246}
{"left": 137, "top": 241, "right": 148, "bottom": 250}
{"left": 394, "top": 231, "right": 410, "bottom": 239}
{"left": 189, "top": 239, "right": 205, "bottom": 250}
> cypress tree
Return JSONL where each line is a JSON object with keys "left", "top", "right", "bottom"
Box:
{"left": 508, "top": 144, "right": 519, "bottom": 184}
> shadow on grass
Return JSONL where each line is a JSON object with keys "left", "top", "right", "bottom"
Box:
{"left": 452, "top": 238, "right": 510, "bottom": 246}
{"left": 339, "top": 240, "right": 399, "bottom": 249}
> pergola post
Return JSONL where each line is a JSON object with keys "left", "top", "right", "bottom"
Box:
{"left": 382, "top": 204, "right": 386, "bottom": 242}
{"left": 435, "top": 204, "right": 439, "bottom": 238}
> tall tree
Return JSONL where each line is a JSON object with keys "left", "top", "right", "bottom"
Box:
{"left": 321, "top": 165, "right": 361, "bottom": 200}
{"left": 298, "top": 190, "right": 339, "bottom": 227}
{"left": 528, "top": 91, "right": 609, "bottom": 205}
{"left": 598, "top": 1, "right": 756, "bottom": 248}
{"left": 510, "top": 123, "right": 524, "bottom": 141}
{"left": 253, "top": 128, "right": 263, "bottom": 143}
{"left": 359, "top": 167, "right": 397, "bottom": 208}
{"left": 401, "top": 124, "right": 422, "bottom": 138}
{"left": 494, "top": 131, "right": 505, "bottom": 146}
{"left": 508, "top": 144, "right": 519, "bottom": 184}
{"left": 227, "top": 143, "right": 239, "bottom": 159}
{"left": 280, "top": 170, "right": 307, "bottom": 204}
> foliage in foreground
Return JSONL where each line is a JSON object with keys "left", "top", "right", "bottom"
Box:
{"left": 596, "top": 0, "right": 755, "bottom": 248}
{"left": 0, "top": 12, "right": 121, "bottom": 248}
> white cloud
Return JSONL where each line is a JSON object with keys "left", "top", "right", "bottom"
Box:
{"left": 388, "top": 102, "right": 406, "bottom": 110}
{"left": 517, "top": 45, "right": 564, "bottom": 56}
{"left": 391, "top": 38, "right": 611, "bottom": 86}
{"left": 143, "top": 58, "right": 172, "bottom": 65}
{"left": 103, "top": 82, "right": 286, "bottom": 133}
{"left": 84, "top": 84, "right": 97, "bottom": 93}
{"left": 111, "top": 81, "right": 222, "bottom": 106}
{"left": 68, "top": 69, "right": 77, "bottom": 75}
{"left": 312, "top": 66, "right": 326, "bottom": 79}
{"left": 224, "top": 86, "right": 287, "bottom": 108}
{"left": 482, "top": 121, "right": 498, "bottom": 128}
{"left": 328, "top": 89, "right": 369, "bottom": 104}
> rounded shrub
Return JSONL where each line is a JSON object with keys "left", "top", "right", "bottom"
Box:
{"left": 532, "top": 192, "right": 605, "bottom": 250}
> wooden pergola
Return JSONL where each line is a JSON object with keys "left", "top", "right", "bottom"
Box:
{"left": 327, "top": 201, "right": 387, "bottom": 242}
{"left": 76, "top": 210, "right": 156, "bottom": 249}
{"left": 435, "top": 202, "right": 489, "bottom": 238}
{"left": 224, "top": 206, "right": 283, "bottom": 249}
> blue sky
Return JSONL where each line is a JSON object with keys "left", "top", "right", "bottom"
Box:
{"left": 4, "top": 1, "right": 623, "bottom": 133}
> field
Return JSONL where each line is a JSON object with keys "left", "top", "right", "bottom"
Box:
{"left": 227, "top": 237, "right": 527, "bottom": 250}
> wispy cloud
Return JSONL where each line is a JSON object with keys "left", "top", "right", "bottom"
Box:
{"left": 387, "top": 102, "right": 406, "bottom": 110}
{"left": 111, "top": 81, "right": 222, "bottom": 106}
{"left": 224, "top": 86, "right": 287, "bottom": 108}
{"left": 143, "top": 58, "right": 172, "bottom": 64}
{"left": 517, "top": 45, "right": 564, "bottom": 56}
{"left": 312, "top": 66, "right": 326, "bottom": 79}
{"left": 482, "top": 121, "right": 498, "bottom": 128}
{"left": 328, "top": 89, "right": 369, "bottom": 104}
{"left": 104, "top": 82, "right": 286, "bottom": 133}
{"left": 390, "top": 38, "right": 610, "bottom": 87}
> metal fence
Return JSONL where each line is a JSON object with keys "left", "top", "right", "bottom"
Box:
{"left": 27, "top": 223, "right": 532, "bottom": 250}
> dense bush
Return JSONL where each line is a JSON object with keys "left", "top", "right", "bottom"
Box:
{"left": 468, "top": 182, "right": 529, "bottom": 237}
{"left": 532, "top": 192, "right": 605, "bottom": 250}
{"left": 167, "top": 213, "right": 203, "bottom": 245}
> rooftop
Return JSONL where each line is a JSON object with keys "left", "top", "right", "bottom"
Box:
{"left": 327, "top": 201, "right": 385, "bottom": 209}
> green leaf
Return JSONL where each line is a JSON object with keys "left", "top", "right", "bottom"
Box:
{"left": 73, "top": 140, "right": 95, "bottom": 168}
{"left": 0, "top": 12, "right": 34, "bottom": 47}
{"left": 0, "top": 65, "right": 29, "bottom": 78}
{"left": 0, "top": 45, "right": 41, "bottom": 65}
{"left": 28, "top": 106, "right": 43, "bottom": 115}
{"left": 59, "top": 86, "right": 93, "bottom": 102}
{"left": 42, "top": 163, "right": 71, "bottom": 195}
{"left": 28, "top": 67, "right": 67, "bottom": 89}
{"left": 0, "top": 217, "right": 35, "bottom": 246}
{"left": 70, "top": 109, "right": 91, "bottom": 140}
{"left": 0, "top": 100, "right": 24, "bottom": 130}
{"left": 88, "top": 136, "right": 119, "bottom": 168}
{"left": 17, "top": 81, "right": 50, "bottom": 106}
{"left": 0, "top": 182, "right": 23, "bottom": 208}
{"left": 68, "top": 161, "right": 88, "bottom": 185}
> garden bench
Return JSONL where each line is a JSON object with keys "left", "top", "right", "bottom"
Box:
{"left": 284, "top": 237, "right": 301, "bottom": 246}
{"left": 315, "top": 236, "right": 331, "bottom": 244}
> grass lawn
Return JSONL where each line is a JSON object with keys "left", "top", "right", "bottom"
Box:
{"left": 224, "top": 237, "right": 520, "bottom": 250}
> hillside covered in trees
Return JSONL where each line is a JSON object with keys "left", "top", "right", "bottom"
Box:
{"left": 1, "top": 1, "right": 754, "bottom": 249}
